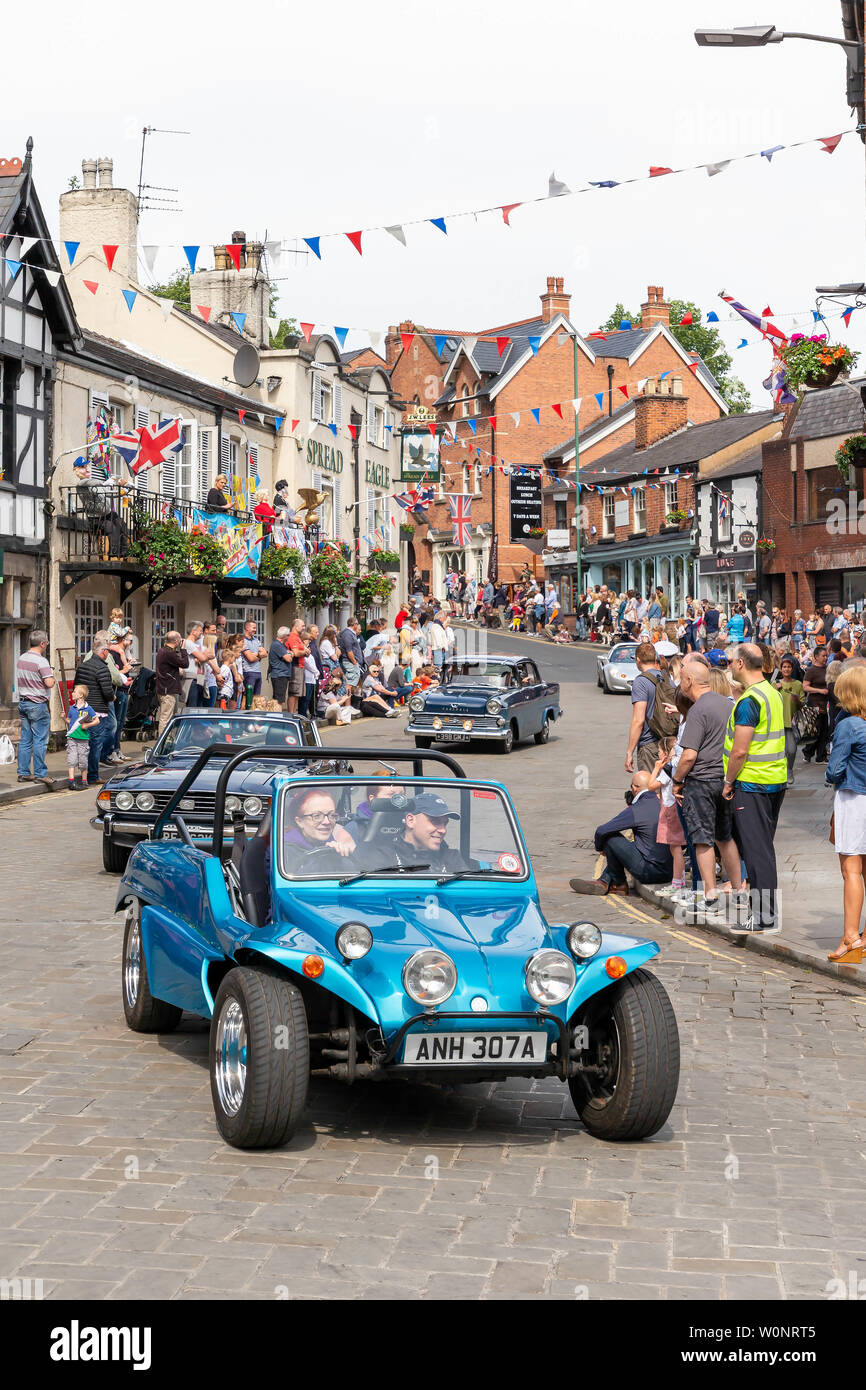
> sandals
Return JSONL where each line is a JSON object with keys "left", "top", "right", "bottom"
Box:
{"left": 827, "top": 940, "right": 863, "bottom": 964}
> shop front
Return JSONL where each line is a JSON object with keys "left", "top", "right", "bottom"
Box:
{"left": 582, "top": 535, "right": 698, "bottom": 614}
{"left": 698, "top": 549, "right": 757, "bottom": 609}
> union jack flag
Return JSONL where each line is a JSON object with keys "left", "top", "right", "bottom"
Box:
{"left": 447, "top": 493, "right": 473, "bottom": 546}
{"left": 118, "top": 418, "right": 184, "bottom": 476}
{"left": 394, "top": 486, "right": 435, "bottom": 516}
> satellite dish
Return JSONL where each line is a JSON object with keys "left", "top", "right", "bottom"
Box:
{"left": 233, "top": 343, "right": 260, "bottom": 389}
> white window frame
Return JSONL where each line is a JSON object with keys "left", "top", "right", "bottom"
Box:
{"left": 74, "top": 596, "right": 105, "bottom": 660}
{"left": 198, "top": 426, "right": 215, "bottom": 504}
{"left": 717, "top": 490, "right": 732, "bottom": 544}
{"left": 461, "top": 386, "right": 470, "bottom": 418}
{"left": 174, "top": 419, "right": 197, "bottom": 501}
{"left": 603, "top": 490, "right": 616, "bottom": 538}
{"left": 222, "top": 604, "right": 267, "bottom": 644}
{"left": 664, "top": 481, "right": 678, "bottom": 515}
{"left": 151, "top": 602, "right": 176, "bottom": 668}
{"left": 632, "top": 484, "right": 646, "bottom": 533}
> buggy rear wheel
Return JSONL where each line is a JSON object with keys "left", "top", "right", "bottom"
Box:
{"left": 210, "top": 967, "right": 309, "bottom": 1149}
{"left": 122, "top": 898, "right": 183, "bottom": 1033}
{"left": 569, "top": 968, "right": 679, "bottom": 1141}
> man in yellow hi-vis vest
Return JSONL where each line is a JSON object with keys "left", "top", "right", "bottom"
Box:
{"left": 722, "top": 643, "right": 787, "bottom": 933}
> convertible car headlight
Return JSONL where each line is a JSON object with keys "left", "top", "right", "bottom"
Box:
{"left": 567, "top": 921, "right": 603, "bottom": 960}
{"left": 336, "top": 922, "right": 373, "bottom": 960}
{"left": 225, "top": 795, "right": 241, "bottom": 814}
{"left": 409, "top": 695, "right": 425, "bottom": 713}
{"left": 403, "top": 949, "right": 457, "bottom": 1006}
{"left": 135, "top": 791, "right": 155, "bottom": 811}
{"left": 525, "top": 950, "right": 576, "bottom": 1005}
{"left": 243, "top": 796, "right": 263, "bottom": 817}
{"left": 115, "top": 790, "right": 135, "bottom": 811}
{"left": 485, "top": 697, "right": 503, "bottom": 714}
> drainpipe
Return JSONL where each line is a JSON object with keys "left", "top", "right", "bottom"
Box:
{"left": 607, "top": 363, "right": 615, "bottom": 417}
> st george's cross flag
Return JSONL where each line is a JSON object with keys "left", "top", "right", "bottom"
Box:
{"left": 447, "top": 493, "right": 473, "bottom": 546}
{"left": 119, "top": 417, "right": 184, "bottom": 476}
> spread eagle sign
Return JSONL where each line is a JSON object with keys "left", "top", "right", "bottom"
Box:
{"left": 447, "top": 493, "right": 473, "bottom": 546}
{"left": 116, "top": 418, "right": 184, "bottom": 476}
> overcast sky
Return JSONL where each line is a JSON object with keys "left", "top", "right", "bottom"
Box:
{"left": 19, "top": 0, "right": 865, "bottom": 405}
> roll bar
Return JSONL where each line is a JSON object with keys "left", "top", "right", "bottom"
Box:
{"left": 151, "top": 743, "right": 468, "bottom": 854}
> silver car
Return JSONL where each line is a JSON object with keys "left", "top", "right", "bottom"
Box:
{"left": 596, "top": 642, "right": 638, "bottom": 694}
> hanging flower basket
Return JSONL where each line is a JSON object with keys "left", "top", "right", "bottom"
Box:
{"left": 369, "top": 547, "right": 401, "bottom": 573}
{"left": 782, "top": 336, "right": 859, "bottom": 392}
{"left": 756, "top": 536, "right": 776, "bottom": 553}
{"left": 357, "top": 571, "right": 395, "bottom": 609}
{"left": 835, "top": 432, "right": 866, "bottom": 483}
{"left": 399, "top": 522, "right": 415, "bottom": 538}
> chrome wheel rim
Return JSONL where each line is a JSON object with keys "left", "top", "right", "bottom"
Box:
{"left": 124, "top": 906, "right": 141, "bottom": 1008}
{"left": 584, "top": 1017, "right": 621, "bottom": 1110}
{"left": 214, "top": 998, "right": 247, "bottom": 1117}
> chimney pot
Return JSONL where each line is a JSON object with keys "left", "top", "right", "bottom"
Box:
{"left": 232, "top": 230, "right": 246, "bottom": 244}
{"left": 81, "top": 158, "right": 97, "bottom": 189}
{"left": 546, "top": 276, "right": 555, "bottom": 292}
{"left": 97, "top": 157, "right": 113, "bottom": 189}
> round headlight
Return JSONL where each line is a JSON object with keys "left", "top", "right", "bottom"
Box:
{"left": 243, "top": 796, "right": 263, "bottom": 817}
{"left": 336, "top": 922, "right": 373, "bottom": 960}
{"left": 567, "top": 921, "right": 603, "bottom": 960}
{"left": 115, "top": 790, "right": 134, "bottom": 811}
{"left": 179, "top": 797, "right": 195, "bottom": 812}
{"left": 135, "top": 791, "right": 155, "bottom": 812}
{"left": 409, "top": 695, "right": 425, "bottom": 713}
{"left": 225, "top": 795, "right": 241, "bottom": 814}
{"left": 432, "top": 717, "right": 443, "bottom": 730}
{"left": 403, "top": 949, "right": 457, "bottom": 1006}
{"left": 525, "top": 950, "right": 576, "bottom": 1006}
{"left": 486, "top": 697, "right": 503, "bottom": 714}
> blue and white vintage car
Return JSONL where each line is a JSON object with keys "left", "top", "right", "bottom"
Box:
{"left": 406, "top": 654, "right": 561, "bottom": 752}
{"left": 94, "top": 709, "right": 325, "bottom": 874}
{"left": 117, "top": 746, "right": 679, "bottom": 1149}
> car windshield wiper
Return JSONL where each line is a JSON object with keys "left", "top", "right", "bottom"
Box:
{"left": 434, "top": 868, "right": 500, "bottom": 885}
{"left": 338, "top": 863, "right": 431, "bottom": 887}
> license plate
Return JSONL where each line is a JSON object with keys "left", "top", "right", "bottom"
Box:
{"left": 161, "top": 825, "right": 215, "bottom": 840}
{"left": 402, "top": 1031, "right": 547, "bottom": 1065}
{"left": 436, "top": 732, "right": 471, "bottom": 742}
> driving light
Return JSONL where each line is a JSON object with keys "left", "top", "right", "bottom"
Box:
{"left": 302, "top": 954, "right": 325, "bottom": 979}
{"left": 135, "top": 791, "right": 155, "bottom": 811}
{"left": 403, "top": 949, "right": 457, "bottom": 1006}
{"left": 97, "top": 790, "right": 111, "bottom": 808}
{"left": 225, "top": 795, "right": 241, "bottom": 814}
{"left": 243, "top": 796, "right": 263, "bottom": 817}
{"left": 432, "top": 717, "right": 443, "bottom": 730}
{"left": 409, "top": 695, "right": 425, "bottom": 713}
{"left": 486, "top": 697, "right": 503, "bottom": 714}
{"left": 605, "top": 956, "right": 627, "bottom": 979}
{"left": 525, "top": 950, "right": 576, "bottom": 1006}
{"left": 336, "top": 922, "right": 373, "bottom": 960}
{"left": 567, "top": 921, "right": 603, "bottom": 960}
{"left": 115, "top": 790, "right": 135, "bottom": 811}
{"left": 462, "top": 719, "right": 473, "bottom": 731}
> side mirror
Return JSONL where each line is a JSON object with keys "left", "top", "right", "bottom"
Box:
{"left": 143, "top": 747, "right": 152, "bottom": 764}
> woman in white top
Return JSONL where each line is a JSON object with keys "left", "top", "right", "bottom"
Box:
{"left": 318, "top": 625, "right": 340, "bottom": 674}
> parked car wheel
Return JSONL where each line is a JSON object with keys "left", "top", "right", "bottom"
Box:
{"left": 569, "top": 968, "right": 679, "bottom": 1141}
{"left": 210, "top": 967, "right": 309, "bottom": 1150}
{"left": 601, "top": 670, "right": 613, "bottom": 694}
{"left": 534, "top": 715, "right": 550, "bottom": 745}
{"left": 122, "top": 898, "right": 183, "bottom": 1033}
{"left": 414, "top": 736, "right": 432, "bottom": 749}
{"left": 499, "top": 722, "right": 516, "bottom": 754}
{"left": 103, "top": 839, "right": 130, "bottom": 874}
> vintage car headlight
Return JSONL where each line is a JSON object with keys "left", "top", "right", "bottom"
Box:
{"left": 486, "top": 697, "right": 503, "bottom": 714}
{"left": 403, "top": 949, "right": 457, "bottom": 1006}
{"left": 336, "top": 922, "right": 373, "bottom": 960}
{"left": 225, "top": 795, "right": 241, "bottom": 814}
{"left": 432, "top": 717, "right": 443, "bottom": 730}
{"left": 409, "top": 695, "right": 425, "bottom": 713}
{"left": 243, "top": 796, "right": 263, "bottom": 817}
{"left": 135, "top": 791, "right": 155, "bottom": 811}
{"left": 525, "top": 950, "right": 576, "bottom": 1005}
{"left": 115, "top": 790, "right": 135, "bottom": 811}
{"left": 567, "top": 921, "right": 603, "bottom": 960}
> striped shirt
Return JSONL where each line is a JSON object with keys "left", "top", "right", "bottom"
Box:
{"left": 16, "top": 652, "right": 53, "bottom": 703}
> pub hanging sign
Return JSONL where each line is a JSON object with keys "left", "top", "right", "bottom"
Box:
{"left": 509, "top": 472, "right": 543, "bottom": 542}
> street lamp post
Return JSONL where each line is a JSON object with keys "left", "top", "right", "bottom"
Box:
{"left": 572, "top": 328, "right": 583, "bottom": 597}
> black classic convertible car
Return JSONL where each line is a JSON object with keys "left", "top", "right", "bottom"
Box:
{"left": 93, "top": 709, "right": 324, "bottom": 872}
{"left": 406, "top": 654, "right": 561, "bottom": 753}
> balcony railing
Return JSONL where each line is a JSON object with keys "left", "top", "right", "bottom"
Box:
{"left": 57, "top": 484, "right": 258, "bottom": 565}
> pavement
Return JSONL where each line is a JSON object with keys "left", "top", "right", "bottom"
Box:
{"left": 1, "top": 642, "right": 865, "bottom": 1300}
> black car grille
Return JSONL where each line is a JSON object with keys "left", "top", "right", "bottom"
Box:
{"left": 114, "top": 791, "right": 268, "bottom": 819}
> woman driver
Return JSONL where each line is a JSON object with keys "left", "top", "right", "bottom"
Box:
{"left": 281, "top": 788, "right": 353, "bottom": 872}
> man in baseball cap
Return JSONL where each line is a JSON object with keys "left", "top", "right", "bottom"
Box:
{"left": 389, "top": 792, "right": 474, "bottom": 873}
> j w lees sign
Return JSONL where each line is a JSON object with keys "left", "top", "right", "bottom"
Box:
{"left": 305, "top": 438, "right": 390, "bottom": 489}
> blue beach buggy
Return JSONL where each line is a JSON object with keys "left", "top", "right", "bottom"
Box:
{"left": 117, "top": 747, "right": 679, "bottom": 1148}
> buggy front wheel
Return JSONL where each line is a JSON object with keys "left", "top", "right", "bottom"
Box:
{"left": 210, "top": 968, "right": 309, "bottom": 1149}
{"left": 122, "top": 898, "right": 183, "bottom": 1033}
{"left": 569, "top": 968, "right": 679, "bottom": 1141}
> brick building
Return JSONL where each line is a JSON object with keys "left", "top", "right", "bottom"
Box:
{"left": 386, "top": 279, "right": 728, "bottom": 596}
{"left": 761, "top": 377, "right": 866, "bottom": 613}
{"left": 544, "top": 393, "right": 780, "bottom": 617}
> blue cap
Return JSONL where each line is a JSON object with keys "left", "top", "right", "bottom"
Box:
{"left": 706, "top": 648, "right": 729, "bottom": 668}
{"left": 408, "top": 793, "right": 460, "bottom": 820}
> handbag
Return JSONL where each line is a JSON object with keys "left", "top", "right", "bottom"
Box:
{"left": 794, "top": 704, "right": 820, "bottom": 742}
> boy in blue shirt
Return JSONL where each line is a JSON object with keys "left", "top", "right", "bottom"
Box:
{"left": 67, "top": 683, "right": 103, "bottom": 789}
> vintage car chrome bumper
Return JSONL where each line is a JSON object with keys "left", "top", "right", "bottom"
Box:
{"left": 92, "top": 813, "right": 257, "bottom": 844}
{"left": 406, "top": 721, "right": 511, "bottom": 740}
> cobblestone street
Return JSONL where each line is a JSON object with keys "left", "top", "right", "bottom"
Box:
{"left": 2, "top": 637, "right": 865, "bottom": 1301}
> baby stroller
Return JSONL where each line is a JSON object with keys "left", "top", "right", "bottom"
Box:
{"left": 123, "top": 666, "right": 159, "bottom": 742}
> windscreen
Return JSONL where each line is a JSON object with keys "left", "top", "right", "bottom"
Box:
{"left": 278, "top": 779, "right": 527, "bottom": 882}
{"left": 609, "top": 645, "right": 637, "bottom": 664}
{"left": 158, "top": 716, "right": 312, "bottom": 756}
{"left": 440, "top": 662, "right": 514, "bottom": 689}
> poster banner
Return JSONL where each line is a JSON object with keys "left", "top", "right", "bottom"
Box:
{"left": 508, "top": 473, "right": 542, "bottom": 542}
{"left": 192, "top": 509, "right": 263, "bottom": 578}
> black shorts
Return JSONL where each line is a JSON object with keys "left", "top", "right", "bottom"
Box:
{"left": 682, "top": 777, "right": 733, "bottom": 846}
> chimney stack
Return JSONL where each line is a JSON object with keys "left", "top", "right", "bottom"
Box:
{"left": 635, "top": 377, "right": 688, "bottom": 450}
{"left": 640, "top": 284, "right": 671, "bottom": 328}
{"left": 190, "top": 231, "right": 272, "bottom": 348}
{"left": 59, "top": 154, "right": 138, "bottom": 281}
{"left": 540, "top": 274, "right": 571, "bottom": 323}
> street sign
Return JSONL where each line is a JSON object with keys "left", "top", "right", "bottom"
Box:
{"left": 509, "top": 474, "right": 542, "bottom": 541}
